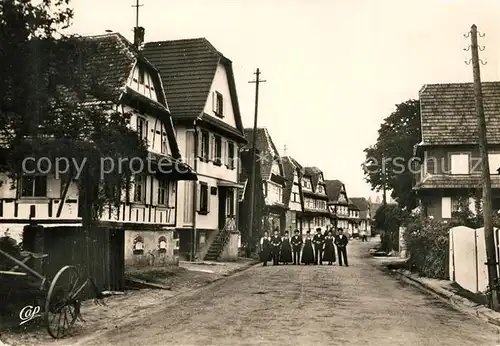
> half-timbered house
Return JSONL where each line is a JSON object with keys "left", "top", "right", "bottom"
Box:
{"left": 350, "top": 197, "right": 372, "bottom": 236}
{"left": 282, "top": 156, "right": 304, "bottom": 233}
{"left": 301, "top": 167, "right": 330, "bottom": 232}
{"left": 0, "top": 32, "right": 196, "bottom": 288}
{"left": 241, "top": 128, "right": 287, "bottom": 234}
{"left": 347, "top": 199, "right": 360, "bottom": 237}
{"left": 325, "top": 180, "right": 350, "bottom": 234}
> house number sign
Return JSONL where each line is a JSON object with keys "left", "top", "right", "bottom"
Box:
{"left": 19, "top": 305, "right": 41, "bottom": 325}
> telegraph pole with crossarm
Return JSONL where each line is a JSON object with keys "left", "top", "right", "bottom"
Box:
{"left": 132, "top": 0, "right": 144, "bottom": 48}
{"left": 247, "top": 68, "right": 266, "bottom": 256}
{"left": 466, "top": 24, "right": 499, "bottom": 310}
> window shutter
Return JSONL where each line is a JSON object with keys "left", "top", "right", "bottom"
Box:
{"left": 186, "top": 131, "right": 194, "bottom": 166}
{"left": 168, "top": 182, "right": 176, "bottom": 208}
{"left": 220, "top": 94, "right": 224, "bottom": 116}
{"left": 212, "top": 91, "right": 216, "bottom": 112}
{"left": 152, "top": 178, "right": 158, "bottom": 205}
{"left": 206, "top": 186, "right": 211, "bottom": 213}
{"left": 221, "top": 139, "right": 226, "bottom": 165}
{"left": 196, "top": 183, "right": 201, "bottom": 212}
{"left": 210, "top": 134, "right": 215, "bottom": 160}
{"left": 197, "top": 131, "right": 202, "bottom": 158}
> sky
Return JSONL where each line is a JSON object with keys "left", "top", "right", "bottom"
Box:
{"left": 67, "top": 0, "right": 500, "bottom": 200}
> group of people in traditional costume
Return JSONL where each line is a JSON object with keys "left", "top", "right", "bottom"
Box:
{"left": 259, "top": 227, "right": 349, "bottom": 266}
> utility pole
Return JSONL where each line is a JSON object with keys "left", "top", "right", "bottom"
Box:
{"left": 247, "top": 68, "right": 266, "bottom": 256}
{"left": 132, "top": 0, "right": 143, "bottom": 28}
{"left": 283, "top": 145, "right": 288, "bottom": 156}
{"left": 468, "top": 24, "right": 499, "bottom": 310}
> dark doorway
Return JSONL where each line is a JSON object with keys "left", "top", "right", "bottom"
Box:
{"left": 178, "top": 230, "right": 192, "bottom": 260}
{"left": 218, "top": 187, "right": 227, "bottom": 229}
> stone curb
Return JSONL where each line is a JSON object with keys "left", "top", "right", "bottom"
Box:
{"left": 393, "top": 269, "right": 500, "bottom": 328}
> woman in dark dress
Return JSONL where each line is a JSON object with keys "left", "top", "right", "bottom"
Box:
{"left": 301, "top": 231, "right": 315, "bottom": 265}
{"left": 259, "top": 231, "right": 271, "bottom": 266}
{"left": 322, "top": 230, "right": 336, "bottom": 265}
{"left": 280, "top": 231, "right": 293, "bottom": 264}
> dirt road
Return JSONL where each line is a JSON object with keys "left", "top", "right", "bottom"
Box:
{"left": 44, "top": 240, "right": 497, "bottom": 346}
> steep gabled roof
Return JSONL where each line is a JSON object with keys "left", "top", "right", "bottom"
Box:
{"left": 142, "top": 38, "right": 245, "bottom": 136}
{"left": 350, "top": 197, "right": 370, "bottom": 219}
{"left": 79, "top": 33, "right": 136, "bottom": 101}
{"left": 324, "top": 179, "right": 344, "bottom": 202}
{"left": 350, "top": 197, "right": 369, "bottom": 211}
{"left": 73, "top": 33, "right": 180, "bottom": 159}
{"left": 281, "top": 156, "right": 302, "bottom": 207}
{"left": 348, "top": 199, "right": 360, "bottom": 211}
{"left": 74, "top": 33, "right": 168, "bottom": 108}
{"left": 303, "top": 166, "right": 323, "bottom": 191}
{"left": 419, "top": 82, "right": 500, "bottom": 145}
{"left": 244, "top": 127, "right": 283, "bottom": 181}
{"left": 238, "top": 148, "right": 265, "bottom": 201}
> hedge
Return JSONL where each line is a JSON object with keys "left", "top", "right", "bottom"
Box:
{"left": 404, "top": 216, "right": 456, "bottom": 279}
{"left": 403, "top": 213, "right": 500, "bottom": 280}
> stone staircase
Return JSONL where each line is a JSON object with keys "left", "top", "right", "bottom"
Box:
{"left": 204, "top": 217, "right": 236, "bottom": 261}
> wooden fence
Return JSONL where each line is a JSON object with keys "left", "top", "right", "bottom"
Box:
{"left": 24, "top": 225, "right": 125, "bottom": 298}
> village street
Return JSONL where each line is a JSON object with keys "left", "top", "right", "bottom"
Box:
{"left": 42, "top": 240, "right": 497, "bottom": 346}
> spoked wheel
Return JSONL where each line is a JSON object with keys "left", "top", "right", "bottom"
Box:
{"left": 45, "top": 265, "right": 85, "bottom": 339}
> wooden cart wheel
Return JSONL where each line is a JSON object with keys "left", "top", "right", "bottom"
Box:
{"left": 44, "top": 265, "right": 82, "bottom": 339}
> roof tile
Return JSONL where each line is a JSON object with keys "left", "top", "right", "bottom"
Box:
{"left": 419, "top": 82, "right": 500, "bottom": 145}
{"left": 325, "top": 179, "right": 344, "bottom": 203}
{"left": 143, "top": 38, "right": 220, "bottom": 118}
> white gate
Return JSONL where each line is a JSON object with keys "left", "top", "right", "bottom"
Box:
{"left": 449, "top": 226, "right": 499, "bottom": 293}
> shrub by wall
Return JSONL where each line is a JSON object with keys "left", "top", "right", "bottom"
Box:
{"left": 404, "top": 216, "right": 461, "bottom": 279}
{"left": 404, "top": 208, "right": 500, "bottom": 280}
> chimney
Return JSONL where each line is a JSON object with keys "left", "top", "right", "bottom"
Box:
{"left": 134, "top": 26, "right": 145, "bottom": 48}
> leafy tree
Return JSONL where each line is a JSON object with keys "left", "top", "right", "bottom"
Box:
{"left": 363, "top": 100, "right": 421, "bottom": 211}
{"left": 374, "top": 203, "right": 408, "bottom": 252}
{"left": 0, "top": 1, "right": 147, "bottom": 229}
